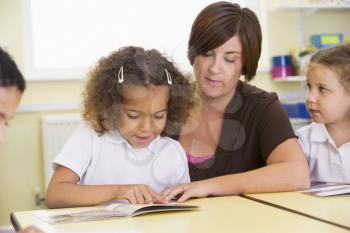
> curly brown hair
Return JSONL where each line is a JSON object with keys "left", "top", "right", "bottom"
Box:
{"left": 82, "top": 46, "right": 196, "bottom": 136}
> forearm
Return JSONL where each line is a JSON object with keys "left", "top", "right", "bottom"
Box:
{"left": 207, "top": 160, "right": 310, "bottom": 196}
{"left": 46, "top": 183, "right": 118, "bottom": 208}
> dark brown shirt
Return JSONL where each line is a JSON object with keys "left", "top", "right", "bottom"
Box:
{"left": 174, "top": 81, "right": 296, "bottom": 181}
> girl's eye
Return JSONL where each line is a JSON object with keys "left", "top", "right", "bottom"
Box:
{"left": 5, "top": 122, "right": 9, "bottom": 126}
{"left": 154, "top": 113, "right": 166, "bottom": 120}
{"left": 318, "top": 86, "right": 326, "bottom": 93}
{"left": 127, "top": 114, "right": 140, "bottom": 119}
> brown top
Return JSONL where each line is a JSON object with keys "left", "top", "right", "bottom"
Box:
{"left": 172, "top": 81, "right": 296, "bottom": 181}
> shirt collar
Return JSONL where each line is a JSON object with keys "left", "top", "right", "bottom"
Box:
{"left": 310, "top": 122, "right": 333, "bottom": 143}
{"left": 103, "top": 130, "right": 159, "bottom": 154}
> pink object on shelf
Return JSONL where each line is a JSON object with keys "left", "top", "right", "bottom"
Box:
{"left": 271, "top": 65, "right": 294, "bottom": 78}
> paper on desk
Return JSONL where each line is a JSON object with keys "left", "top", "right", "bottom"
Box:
{"left": 301, "top": 182, "right": 350, "bottom": 197}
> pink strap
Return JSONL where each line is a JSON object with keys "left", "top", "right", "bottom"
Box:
{"left": 186, "top": 153, "right": 214, "bottom": 164}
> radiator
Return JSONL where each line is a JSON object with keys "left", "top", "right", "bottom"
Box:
{"left": 41, "top": 114, "right": 82, "bottom": 189}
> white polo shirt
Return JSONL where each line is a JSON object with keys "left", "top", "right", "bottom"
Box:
{"left": 296, "top": 122, "right": 350, "bottom": 183}
{"left": 53, "top": 123, "right": 190, "bottom": 193}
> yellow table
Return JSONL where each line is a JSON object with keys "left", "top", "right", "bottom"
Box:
{"left": 11, "top": 196, "right": 349, "bottom": 233}
{"left": 243, "top": 192, "right": 350, "bottom": 230}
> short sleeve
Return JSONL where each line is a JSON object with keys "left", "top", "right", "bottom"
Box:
{"left": 153, "top": 138, "right": 190, "bottom": 189}
{"left": 171, "top": 141, "right": 191, "bottom": 184}
{"left": 256, "top": 97, "right": 296, "bottom": 161}
{"left": 296, "top": 126, "right": 311, "bottom": 161}
{"left": 53, "top": 123, "right": 94, "bottom": 179}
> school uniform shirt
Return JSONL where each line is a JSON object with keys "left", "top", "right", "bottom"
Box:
{"left": 53, "top": 122, "right": 190, "bottom": 193}
{"left": 296, "top": 122, "right": 350, "bottom": 183}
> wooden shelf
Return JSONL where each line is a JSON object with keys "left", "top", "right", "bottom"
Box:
{"left": 272, "top": 76, "right": 306, "bottom": 82}
{"left": 282, "top": 4, "right": 350, "bottom": 11}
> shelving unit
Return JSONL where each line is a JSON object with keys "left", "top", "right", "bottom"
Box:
{"left": 272, "top": 2, "right": 350, "bottom": 83}
{"left": 273, "top": 75, "right": 306, "bottom": 82}
{"left": 282, "top": 3, "right": 350, "bottom": 46}
{"left": 282, "top": 4, "right": 350, "bottom": 11}
{"left": 283, "top": 3, "right": 350, "bottom": 45}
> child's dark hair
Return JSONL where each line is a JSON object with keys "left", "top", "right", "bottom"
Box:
{"left": 83, "top": 46, "right": 196, "bottom": 136}
{"left": 0, "top": 47, "right": 25, "bottom": 92}
{"left": 309, "top": 43, "right": 350, "bottom": 91}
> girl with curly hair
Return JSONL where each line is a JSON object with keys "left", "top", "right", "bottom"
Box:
{"left": 46, "top": 46, "right": 196, "bottom": 208}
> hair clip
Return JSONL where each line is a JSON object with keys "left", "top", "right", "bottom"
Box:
{"left": 165, "top": 68, "right": 172, "bottom": 85}
{"left": 118, "top": 66, "right": 124, "bottom": 83}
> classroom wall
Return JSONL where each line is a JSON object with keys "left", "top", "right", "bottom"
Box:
{"left": 0, "top": 0, "right": 349, "bottom": 227}
{"left": 0, "top": 0, "right": 83, "bottom": 226}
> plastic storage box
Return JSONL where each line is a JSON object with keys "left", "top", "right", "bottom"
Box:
{"left": 282, "top": 103, "right": 310, "bottom": 119}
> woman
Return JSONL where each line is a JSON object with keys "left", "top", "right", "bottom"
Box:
{"left": 162, "top": 1, "right": 310, "bottom": 202}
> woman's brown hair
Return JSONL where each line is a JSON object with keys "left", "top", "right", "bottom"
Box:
{"left": 188, "top": 1, "right": 262, "bottom": 81}
{"left": 82, "top": 46, "right": 196, "bottom": 136}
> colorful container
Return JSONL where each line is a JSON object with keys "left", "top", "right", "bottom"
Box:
{"left": 282, "top": 103, "right": 310, "bottom": 119}
{"left": 311, "top": 34, "right": 343, "bottom": 49}
{"left": 271, "top": 55, "right": 294, "bottom": 78}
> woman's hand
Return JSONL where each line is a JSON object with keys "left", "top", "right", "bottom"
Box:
{"left": 161, "top": 181, "right": 213, "bottom": 203}
{"left": 115, "top": 184, "right": 166, "bottom": 204}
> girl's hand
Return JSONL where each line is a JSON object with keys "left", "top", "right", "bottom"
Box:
{"left": 161, "top": 181, "right": 212, "bottom": 203}
{"left": 115, "top": 184, "right": 166, "bottom": 204}
{"left": 17, "top": 226, "right": 44, "bottom": 233}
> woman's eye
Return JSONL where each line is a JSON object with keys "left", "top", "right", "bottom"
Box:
{"left": 225, "top": 58, "right": 234, "bottom": 63}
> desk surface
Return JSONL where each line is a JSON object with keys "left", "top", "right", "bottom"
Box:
{"left": 11, "top": 196, "right": 349, "bottom": 233}
{"left": 244, "top": 192, "right": 350, "bottom": 229}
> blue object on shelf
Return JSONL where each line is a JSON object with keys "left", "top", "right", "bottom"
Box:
{"left": 272, "top": 55, "right": 292, "bottom": 66}
{"left": 282, "top": 103, "right": 310, "bottom": 119}
{"left": 311, "top": 34, "right": 343, "bottom": 49}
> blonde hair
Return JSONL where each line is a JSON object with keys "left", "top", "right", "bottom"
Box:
{"left": 309, "top": 43, "right": 350, "bottom": 91}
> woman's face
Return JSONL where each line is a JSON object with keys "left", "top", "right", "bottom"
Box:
{"left": 193, "top": 35, "right": 243, "bottom": 100}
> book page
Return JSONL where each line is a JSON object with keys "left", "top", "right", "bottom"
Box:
{"left": 35, "top": 206, "right": 126, "bottom": 224}
{"left": 35, "top": 203, "right": 199, "bottom": 224}
{"left": 301, "top": 182, "right": 350, "bottom": 197}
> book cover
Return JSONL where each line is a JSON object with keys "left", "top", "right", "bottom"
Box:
{"left": 35, "top": 203, "right": 199, "bottom": 224}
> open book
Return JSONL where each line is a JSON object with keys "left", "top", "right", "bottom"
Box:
{"left": 301, "top": 182, "right": 350, "bottom": 197}
{"left": 35, "top": 202, "right": 199, "bottom": 224}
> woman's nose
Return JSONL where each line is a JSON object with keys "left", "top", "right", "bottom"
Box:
{"left": 209, "top": 57, "right": 221, "bottom": 74}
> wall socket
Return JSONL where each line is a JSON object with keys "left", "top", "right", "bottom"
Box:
{"left": 34, "top": 186, "right": 45, "bottom": 208}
